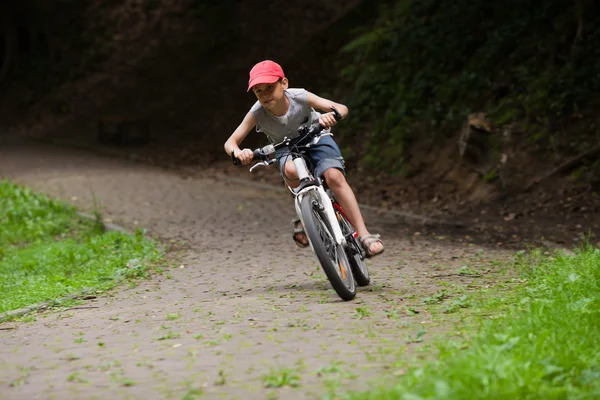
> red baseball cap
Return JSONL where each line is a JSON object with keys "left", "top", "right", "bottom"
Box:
{"left": 247, "top": 60, "right": 285, "bottom": 92}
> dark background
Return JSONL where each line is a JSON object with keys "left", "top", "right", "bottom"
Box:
{"left": 1, "top": 0, "right": 599, "bottom": 245}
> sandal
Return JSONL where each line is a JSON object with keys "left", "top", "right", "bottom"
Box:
{"left": 358, "top": 234, "right": 384, "bottom": 258}
{"left": 292, "top": 218, "right": 309, "bottom": 248}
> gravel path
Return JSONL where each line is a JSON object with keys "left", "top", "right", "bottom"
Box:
{"left": 0, "top": 141, "right": 512, "bottom": 399}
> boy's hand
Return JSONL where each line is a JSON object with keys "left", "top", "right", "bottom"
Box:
{"left": 235, "top": 148, "right": 254, "bottom": 165}
{"left": 319, "top": 112, "right": 337, "bottom": 129}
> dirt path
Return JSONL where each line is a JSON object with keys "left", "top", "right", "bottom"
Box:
{"left": 0, "top": 141, "right": 513, "bottom": 400}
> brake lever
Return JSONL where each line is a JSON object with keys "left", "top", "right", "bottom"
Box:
{"left": 307, "top": 132, "right": 333, "bottom": 147}
{"left": 249, "top": 159, "right": 274, "bottom": 172}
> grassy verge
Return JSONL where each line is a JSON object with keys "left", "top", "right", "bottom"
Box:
{"left": 0, "top": 180, "right": 162, "bottom": 315}
{"left": 348, "top": 247, "right": 600, "bottom": 399}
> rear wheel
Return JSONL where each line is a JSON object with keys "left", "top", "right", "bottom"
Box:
{"left": 336, "top": 207, "right": 370, "bottom": 286}
{"left": 301, "top": 192, "right": 356, "bottom": 301}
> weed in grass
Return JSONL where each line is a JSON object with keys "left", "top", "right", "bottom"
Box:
{"left": 121, "top": 378, "right": 135, "bottom": 387}
{"left": 457, "top": 265, "right": 479, "bottom": 276}
{"left": 66, "top": 372, "right": 87, "bottom": 383}
{"left": 355, "top": 307, "right": 372, "bottom": 319}
{"left": 366, "top": 327, "right": 377, "bottom": 339}
{"left": 136, "top": 361, "right": 155, "bottom": 369}
{"left": 423, "top": 290, "right": 447, "bottom": 304}
{"left": 9, "top": 366, "right": 30, "bottom": 387}
{"left": 62, "top": 354, "right": 80, "bottom": 362}
{"left": 317, "top": 363, "right": 342, "bottom": 375}
{"left": 288, "top": 319, "right": 310, "bottom": 329}
{"left": 7, "top": 314, "right": 37, "bottom": 323}
{"left": 444, "top": 295, "right": 472, "bottom": 314}
{"left": 384, "top": 309, "right": 400, "bottom": 319}
{"left": 165, "top": 313, "right": 180, "bottom": 321}
{"left": 181, "top": 386, "right": 204, "bottom": 400}
{"left": 214, "top": 369, "right": 227, "bottom": 386}
{"left": 263, "top": 367, "right": 301, "bottom": 388}
{"left": 404, "top": 329, "right": 427, "bottom": 344}
{"left": 156, "top": 331, "right": 180, "bottom": 341}
{"left": 404, "top": 306, "right": 419, "bottom": 315}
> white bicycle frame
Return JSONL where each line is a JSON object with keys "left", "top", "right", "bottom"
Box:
{"left": 293, "top": 165, "right": 346, "bottom": 250}
{"left": 246, "top": 131, "right": 346, "bottom": 249}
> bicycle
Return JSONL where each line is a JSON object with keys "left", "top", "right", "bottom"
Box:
{"left": 232, "top": 107, "right": 369, "bottom": 301}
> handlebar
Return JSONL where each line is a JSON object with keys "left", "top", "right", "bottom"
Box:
{"left": 231, "top": 147, "right": 272, "bottom": 167}
{"left": 232, "top": 106, "right": 342, "bottom": 166}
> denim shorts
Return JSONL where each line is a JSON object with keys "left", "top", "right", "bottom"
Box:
{"left": 276, "top": 135, "right": 345, "bottom": 179}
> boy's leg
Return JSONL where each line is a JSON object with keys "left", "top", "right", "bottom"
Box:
{"left": 308, "top": 136, "right": 383, "bottom": 257}
{"left": 280, "top": 157, "right": 309, "bottom": 247}
{"left": 322, "top": 168, "right": 384, "bottom": 257}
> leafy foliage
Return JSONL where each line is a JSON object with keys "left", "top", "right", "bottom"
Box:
{"left": 341, "top": 0, "right": 600, "bottom": 171}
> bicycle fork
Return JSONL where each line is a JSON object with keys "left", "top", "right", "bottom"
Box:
{"left": 295, "top": 185, "right": 347, "bottom": 249}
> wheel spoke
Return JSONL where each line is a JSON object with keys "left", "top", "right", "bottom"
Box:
{"left": 313, "top": 208, "right": 334, "bottom": 254}
{"left": 301, "top": 194, "right": 356, "bottom": 300}
{"left": 311, "top": 204, "right": 349, "bottom": 282}
{"left": 335, "top": 208, "right": 369, "bottom": 287}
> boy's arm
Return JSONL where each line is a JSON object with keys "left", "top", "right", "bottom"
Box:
{"left": 306, "top": 92, "right": 349, "bottom": 128}
{"left": 224, "top": 112, "right": 257, "bottom": 159}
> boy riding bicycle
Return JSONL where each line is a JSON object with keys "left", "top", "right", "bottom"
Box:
{"left": 224, "top": 60, "right": 384, "bottom": 258}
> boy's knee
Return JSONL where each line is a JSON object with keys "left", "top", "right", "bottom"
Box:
{"left": 323, "top": 168, "right": 346, "bottom": 188}
{"left": 283, "top": 161, "right": 299, "bottom": 180}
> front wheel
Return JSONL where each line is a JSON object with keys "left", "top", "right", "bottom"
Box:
{"left": 300, "top": 193, "right": 356, "bottom": 301}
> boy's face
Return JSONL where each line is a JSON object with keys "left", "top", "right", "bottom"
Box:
{"left": 251, "top": 78, "right": 288, "bottom": 110}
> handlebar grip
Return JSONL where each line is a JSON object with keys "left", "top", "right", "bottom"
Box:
{"left": 233, "top": 148, "right": 270, "bottom": 166}
{"left": 232, "top": 151, "right": 241, "bottom": 166}
{"left": 312, "top": 122, "right": 324, "bottom": 133}
{"left": 330, "top": 106, "right": 342, "bottom": 121}
{"left": 253, "top": 149, "right": 265, "bottom": 160}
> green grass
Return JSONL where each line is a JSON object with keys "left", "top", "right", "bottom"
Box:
{"left": 348, "top": 247, "right": 600, "bottom": 399}
{"left": 0, "top": 180, "right": 162, "bottom": 314}
{"left": 263, "top": 367, "right": 301, "bottom": 388}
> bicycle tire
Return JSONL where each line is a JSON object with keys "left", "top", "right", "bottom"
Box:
{"left": 336, "top": 209, "right": 370, "bottom": 287}
{"left": 300, "top": 193, "right": 356, "bottom": 301}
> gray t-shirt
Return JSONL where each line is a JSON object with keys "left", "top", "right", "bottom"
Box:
{"left": 250, "top": 88, "right": 323, "bottom": 144}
